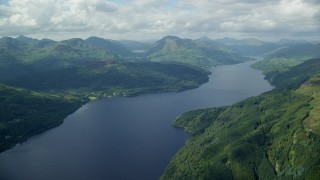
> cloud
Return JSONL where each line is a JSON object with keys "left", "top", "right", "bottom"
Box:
{"left": 0, "top": 0, "right": 319, "bottom": 40}
{"left": 95, "top": 1, "right": 118, "bottom": 13}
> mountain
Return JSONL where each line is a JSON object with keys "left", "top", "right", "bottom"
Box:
{"left": 85, "top": 36, "right": 133, "bottom": 57}
{"left": 215, "top": 37, "right": 266, "bottom": 46}
{"left": 0, "top": 36, "right": 215, "bottom": 100}
{"left": 263, "top": 58, "right": 320, "bottom": 89}
{"left": 277, "top": 39, "right": 311, "bottom": 45}
{"left": 118, "top": 40, "right": 154, "bottom": 52}
{"left": 214, "top": 37, "right": 314, "bottom": 57}
{"left": 16, "top": 35, "right": 40, "bottom": 44}
{"left": 197, "top": 36, "right": 215, "bottom": 44}
{"left": 0, "top": 36, "right": 122, "bottom": 79}
{"left": 196, "top": 36, "right": 237, "bottom": 51}
{"left": 144, "top": 36, "right": 247, "bottom": 67}
{"left": 5, "top": 61, "right": 210, "bottom": 98}
{"left": 252, "top": 43, "right": 320, "bottom": 74}
{"left": 47, "top": 38, "right": 119, "bottom": 63}
{"left": 161, "top": 58, "right": 320, "bottom": 179}
{"left": 0, "top": 36, "right": 118, "bottom": 63}
{"left": 37, "top": 38, "right": 56, "bottom": 48}
{"left": 265, "top": 43, "right": 320, "bottom": 60}
{"left": 215, "top": 37, "right": 280, "bottom": 57}
{"left": 0, "top": 84, "right": 84, "bottom": 153}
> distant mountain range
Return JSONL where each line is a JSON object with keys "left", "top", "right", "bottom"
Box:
{"left": 1, "top": 35, "right": 316, "bottom": 68}
{"left": 0, "top": 35, "right": 248, "bottom": 67}
{"left": 0, "top": 36, "right": 119, "bottom": 80}
{"left": 212, "top": 37, "right": 316, "bottom": 57}
{"left": 119, "top": 40, "right": 154, "bottom": 52}
{"left": 144, "top": 35, "right": 247, "bottom": 67}
{"left": 1, "top": 35, "right": 318, "bottom": 82}
{"left": 0, "top": 35, "right": 249, "bottom": 82}
{"left": 85, "top": 36, "right": 133, "bottom": 57}
{"left": 265, "top": 43, "right": 320, "bottom": 60}
{"left": 252, "top": 41, "right": 320, "bottom": 75}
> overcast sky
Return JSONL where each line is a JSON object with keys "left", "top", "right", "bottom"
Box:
{"left": 0, "top": 0, "right": 319, "bottom": 41}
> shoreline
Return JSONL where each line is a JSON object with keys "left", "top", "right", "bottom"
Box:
{"left": 0, "top": 74, "right": 211, "bottom": 154}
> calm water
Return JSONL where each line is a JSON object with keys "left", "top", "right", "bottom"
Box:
{"left": 0, "top": 61, "right": 273, "bottom": 180}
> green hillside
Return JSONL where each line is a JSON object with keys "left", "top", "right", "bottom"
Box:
{"left": 85, "top": 36, "right": 133, "bottom": 57}
{"left": 119, "top": 39, "right": 153, "bottom": 52}
{"left": 264, "top": 58, "right": 320, "bottom": 89}
{"left": 0, "top": 36, "right": 212, "bottom": 98}
{"left": 5, "top": 61, "right": 210, "bottom": 98}
{"left": 0, "top": 37, "right": 118, "bottom": 64}
{"left": 266, "top": 44, "right": 320, "bottom": 60}
{"left": 145, "top": 36, "right": 247, "bottom": 67}
{"left": 0, "top": 36, "right": 121, "bottom": 80}
{"left": 214, "top": 37, "right": 280, "bottom": 56}
{"left": 0, "top": 85, "right": 84, "bottom": 153}
{"left": 161, "top": 58, "right": 320, "bottom": 179}
{"left": 252, "top": 43, "right": 320, "bottom": 74}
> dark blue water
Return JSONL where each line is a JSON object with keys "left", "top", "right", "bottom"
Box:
{"left": 0, "top": 61, "right": 273, "bottom": 180}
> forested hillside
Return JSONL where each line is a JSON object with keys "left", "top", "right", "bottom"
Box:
{"left": 144, "top": 36, "right": 247, "bottom": 67}
{"left": 0, "top": 85, "right": 84, "bottom": 153}
{"left": 214, "top": 37, "right": 280, "bottom": 56}
{"left": 0, "top": 36, "right": 214, "bottom": 98}
{"left": 162, "top": 58, "right": 320, "bottom": 179}
{"left": 252, "top": 43, "right": 320, "bottom": 74}
{"left": 5, "top": 61, "right": 210, "bottom": 98}
{"left": 0, "top": 36, "right": 121, "bottom": 80}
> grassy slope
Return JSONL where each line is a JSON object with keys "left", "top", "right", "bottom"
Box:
{"left": 0, "top": 85, "right": 84, "bottom": 153}
{"left": 161, "top": 58, "right": 320, "bottom": 179}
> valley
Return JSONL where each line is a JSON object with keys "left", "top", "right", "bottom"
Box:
{"left": 0, "top": 35, "right": 249, "bottom": 153}
{"left": 1, "top": 0, "right": 319, "bottom": 179}
{"left": 0, "top": 60, "right": 273, "bottom": 180}
{"left": 0, "top": 34, "right": 319, "bottom": 179}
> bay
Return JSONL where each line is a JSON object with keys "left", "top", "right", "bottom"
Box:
{"left": 0, "top": 61, "right": 273, "bottom": 180}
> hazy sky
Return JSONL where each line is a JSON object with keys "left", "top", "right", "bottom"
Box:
{"left": 0, "top": 0, "right": 319, "bottom": 41}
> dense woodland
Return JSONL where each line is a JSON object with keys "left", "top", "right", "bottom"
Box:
{"left": 0, "top": 85, "right": 84, "bottom": 152}
{"left": 5, "top": 61, "right": 210, "bottom": 98}
{"left": 161, "top": 58, "right": 320, "bottom": 179}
